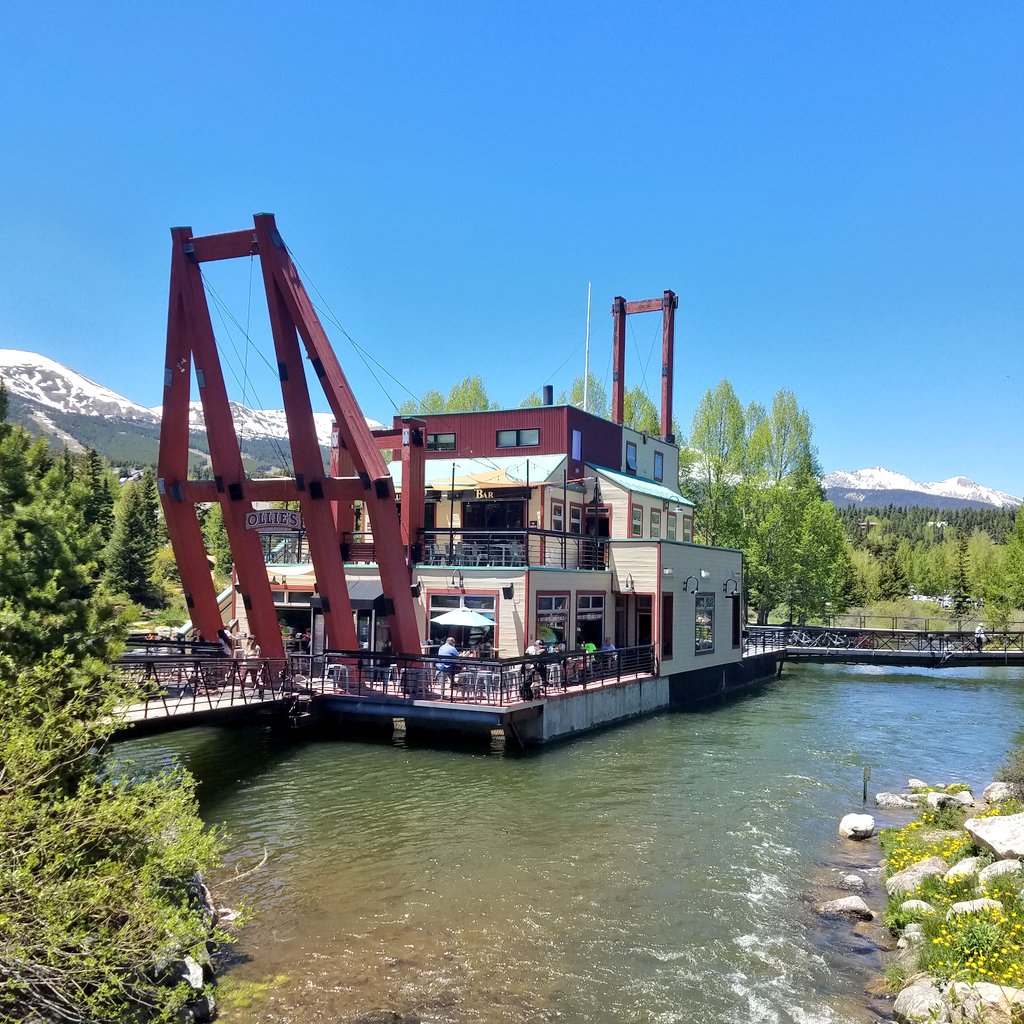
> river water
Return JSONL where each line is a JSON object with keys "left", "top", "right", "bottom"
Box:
{"left": 120, "top": 663, "right": 1024, "bottom": 1023}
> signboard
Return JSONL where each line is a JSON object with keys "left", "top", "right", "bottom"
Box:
{"left": 245, "top": 509, "right": 302, "bottom": 532}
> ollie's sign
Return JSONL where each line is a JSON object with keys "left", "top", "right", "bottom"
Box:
{"left": 245, "top": 510, "right": 302, "bottom": 532}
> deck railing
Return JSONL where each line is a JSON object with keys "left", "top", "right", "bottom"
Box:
{"left": 746, "top": 625, "right": 1024, "bottom": 656}
{"left": 304, "top": 644, "right": 655, "bottom": 706}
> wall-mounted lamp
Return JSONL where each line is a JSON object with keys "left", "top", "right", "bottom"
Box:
{"left": 723, "top": 578, "right": 739, "bottom": 595}
{"left": 682, "top": 575, "right": 699, "bottom": 593}
{"left": 410, "top": 581, "right": 422, "bottom": 598}
{"left": 624, "top": 573, "right": 635, "bottom": 592}
{"left": 449, "top": 569, "right": 465, "bottom": 590}
{"left": 501, "top": 583, "right": 514, "bottom": 600}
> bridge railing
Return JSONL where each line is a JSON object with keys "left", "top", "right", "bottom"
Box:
{"left": 306, "top": 645, "right": 655, "bottom": 706}
{"left": 764, "top": 626, "right": 1024, "bottom": 655}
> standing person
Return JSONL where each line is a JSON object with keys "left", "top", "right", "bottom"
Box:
{"left": 525, "top": 636, "right": 548, "bottom": 696}
{"left": 436, "top": 636, "right": 459, "bottom": 692}
{"left": 975, "top": 622, "right": 987, "bottom": 652}
{"left": 243, "top": 636, "right": 262, "bottom": 689}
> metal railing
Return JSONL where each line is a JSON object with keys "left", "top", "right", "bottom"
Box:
{"left": 746, "top": 626, "right": 1024, "bottom": 657}
{"left": 308, "top": 644, "right": 656, "bottom": 706}
{"left": 420, "top": 529, "right": 608, "bottom": 571}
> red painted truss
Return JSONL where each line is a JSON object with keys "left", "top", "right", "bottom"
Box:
{"left": 156, "top": 214, "right": 421, "bottom": 656}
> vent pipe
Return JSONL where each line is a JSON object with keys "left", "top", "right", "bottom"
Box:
{"left": 542, "top": 384, "right": 554, "bottom": 406}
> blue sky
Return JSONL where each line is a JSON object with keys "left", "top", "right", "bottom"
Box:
{"left": 1, "top": 2, "right": 1021, "bottom": 493}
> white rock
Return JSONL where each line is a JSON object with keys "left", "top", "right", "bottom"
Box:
{"left": 907, "top": 778, "right": 928, "bottom": 791}
{"left": 966, "top": 812, "right": 1024, "bottom": 859}
{"left": 839, "top": 873, "right": 866, "bottom": 892}
{"left": 877, "top": 792, "right": 918, "bottom": 809}
{"left": 984, "top": 781, "right": 1023, "bottom": 803}
{"left": 839, "top": 813, "right": 875, "bottom": 840}
{"left": 927, "top": 791, "right": 955, "bottom": 809}
{"left": 817, "top": 895, "right": 873, "bottom": 920}
{"left": 946, "top": 897, "right": 1003, "bottom": 919}
{"left": 945, "top": 981, "right": 1024, "bottom": 1024}
{"left": 943, "top": 856, "right": 983, "bottom": 881}
{"left": 887, "top": 857, "right": 949, "bottom": 896}
{"left": 900, "top": 899, "right": 935, "bottom": 916}
{"left": 949, "top": 790, "right": 975, "bottom": 807}
{"left": 894, "top": 979, "right": 948, "bottom": 1023}
{"left": 978, "top": 859, "right": 1022, "bottom": 884}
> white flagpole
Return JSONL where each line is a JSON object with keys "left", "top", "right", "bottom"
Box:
{"left": 582, "top": 281, "right": 592, "bottom": 412}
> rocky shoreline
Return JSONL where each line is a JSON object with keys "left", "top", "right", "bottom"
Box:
{"left": 820, "top": 779, "right": 1024, "bottom": 1023}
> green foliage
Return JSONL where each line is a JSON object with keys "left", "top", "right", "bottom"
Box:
{"left": 557, "top": 372, "right": 609, "bottom": 419}
{"left": 0, "top": 413, "right": 222, "bottom": 1023}
{"left": 218, "top": 973, "right": 289, "bottom": 1013}
{"left": 400, "top": 375, "right": 495, "bottom": 414}
{"left": 997, "top": 743, "right": 1024, "bottom": 789}
{"left": 622, "top": 386, "right": 659, "bottom": 434}
{"left": 950, "top": 535, "right": 972, "bottom": 616}
{"left": 103, "top": 471, "right": 161, "bottom": 604}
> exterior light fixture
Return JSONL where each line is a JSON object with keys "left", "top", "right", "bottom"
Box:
{"left": 450, "top": 569, "right": 465, "bottom": 590}
{"left": 682, "top": 575, "right": 699, "bottom": 593}
{"left": 410, "top": 581, "right": 422, "bottom": 598}
{"left": 624, "top": 573, "right": 635, "bottom": 592}
{"left": 723, "top": 578, "right": 739, "bottom": 595}
{"left": 501, "top": 584, "right": 514, "bottom": 600}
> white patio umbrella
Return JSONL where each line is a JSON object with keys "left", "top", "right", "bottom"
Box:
{"left": 430, "top": 608, "right": 496, "bottom": 627}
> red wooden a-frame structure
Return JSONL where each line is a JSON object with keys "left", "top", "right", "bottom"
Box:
{"left": 157, "top": 213, "right": 421, "bottom": 657}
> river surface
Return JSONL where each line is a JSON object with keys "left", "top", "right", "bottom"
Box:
{"left": 119, "top": 663, "right": 1024, "bottom": 1023}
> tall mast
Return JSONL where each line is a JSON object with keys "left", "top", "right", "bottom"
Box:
{"left": 582, "top": 281, "right": 592, "bottom": 412}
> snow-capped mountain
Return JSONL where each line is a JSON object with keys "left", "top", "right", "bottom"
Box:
{"left": 823, "top": 466, "right": 1022, "bottom": 511}
{"left": 0, "top": 349, "right": 375, "bottom": 454}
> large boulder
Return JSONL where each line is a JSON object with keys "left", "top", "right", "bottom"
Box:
{"left": 949, "top": 790, "right": 975, "bottom": 807}
{"left": 983, "top": 781, "right": 1023, "bottom": 803}
{"left": 943, "top": 857, "right": 983, "bottom": 881}
{"left": 887, "top": 856, "right": 949, "bottom": 896}
{"left": 946, "top": 897, "right": 1003, "bottom": 919}
{"left": 907, "top": 778, "right": 928, "bottom": 791}
{"left": 965, "top": 812, "right": 1024, "bottom": 859}
{"left": 877, "top": 792, "right": 918, "bottom": 810}
{"left": 839, "top": 813, "right": 875, "bottom": 840}
{"left": 979, "top": 859, "right": 1022, "bottom": 885}
{"left": 839, "top": 873, "right": 866, "bottom": 892}
{"left": 817, "top": 895, "right": 873, "bottom": 920}
{"left": 927, "top": 791, "right": 956, "bottom": 809}
{"left": 894, "top": 979, "right": 948, "bottom": 1023}
{"left": 945, "top": 981, "right": 1024, "bottom": 1024}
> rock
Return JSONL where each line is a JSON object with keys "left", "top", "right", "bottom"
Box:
{"left": 898, "top": 923, "right": 926, "bottom": 949}
{"left": 944, "top": 856, "right": 983, "bottom": 881}
{"left": 177, "top": 993, "right": 216, "bottom": 1024}
{"left": 979, "top": 859, "right": 1022, "bottom": 884}
{"left": 817, "top": 895, "right": 873, "bottom": 920}
{"left": 894, "top": 979, "right": 949, "bottom": 1023}
{"left": 907, "top": 792, "right": 930, "bottom": 804}
{"left": 908, "top": 778, "right": 928, "bottom": 791}
{"left": 839, "top": 873, "right": 866, "bottom": 892}
{"left": 949, "top": 791, "right": 975, "bottom": 807}
{"left": 965, "top": 812, "right": 1024, "bottom": 859}
{"left": 945, "top": 981, "right": 1024, "bottom": 1024}
{"left": 900, "top": 899, "right": 936, "bottom": 916}
{"left": 877, "top": 792, "right": 918, "bottom": 809}
{"left": 946, "top": 897, "right": 1003, "bottom": 919}
{"left": 984, "top": 781, "right": 1023, "bottom": 803}
{"left": 216, "top": 907, "right": 240, "bottom": 924}
{"left": 927, "top": 791, "right": 956, "bottom": 809}
{"left": 887, "top": 856, "right": 950, "bottom": 896}
{"left": 839, "top": 813, "right": 875, "bottom": 839}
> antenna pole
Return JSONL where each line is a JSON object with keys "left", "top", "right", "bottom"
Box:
{"left": 582, "top": 281, "right": 592, "bottom": 412}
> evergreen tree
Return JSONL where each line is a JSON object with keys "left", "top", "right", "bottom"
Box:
{"left": 950, "top": 534, "right": 972, "bottom": 617}
{"left": 103, "top": 471, "right": 161, "bottom": 603}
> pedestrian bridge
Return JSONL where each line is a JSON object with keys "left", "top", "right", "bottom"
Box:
{"left": 745, "top": 626, "right": 1024, "bottom": 669}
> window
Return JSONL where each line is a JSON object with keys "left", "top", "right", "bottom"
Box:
{"left": 575, "top": 593, "right": 605, "bottom": 647}
{"left": 631, "top": 506, "right": 643, "bottom": 537}
{"left": 654, "top": 450, "right": 664, "bottom": 482}
{"left": 426, "top": 432, "right": 456, "bottom": 451}
{"left": 662, "top": 593, "right": 674, "bottom": 659}
{"left": 625, "top": 441, "right": 638, "bottom": 473}
{"left": 536, "top": 594, "right": 569, "bottom": 646}
{"left": 551, "top": 501, "right": 564, "bottom": 533}
{"left": 496, "top": 428, "right": 540, "bottom": 448}
{"left": 666, "top": 513, "right": 677, "bottom": 541}
{"left": 569, "top": 505, "right": 582, "bottom": 534}
{"left": 682, "top": 515, "right": 693, "bottom": 543}
{"left": 427, "top": 593, "right": 496, "bottom": 648}
{"left": 650, "top": 509, "right": 662, "bottom": 539}
{"left": 695, "top": 594, "right": 715, "bottom": 654}
{"left": 571, "top": 429, "right": 582, "bottom": 461}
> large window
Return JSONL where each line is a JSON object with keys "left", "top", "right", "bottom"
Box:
{"left": 626, "top": 441, "right": 638, "bottom": 473}
{"left": 631, "top": 506, "right": 643, "bottom": 537}
{"left": 571, "top": 429, "right": 582, "bottom": 461}
{"left": 536, "top": 594, "right": 569, "bottom": 646}
{"left": 426, "top": 432, "right": 456, "bottom": 451}
{"left": 666, "top": 513, "right": 677, "bottom": 541}
{"left": 569, "top": 505, "right": 582, "bottom": 534}
{"left": 682, "top": 515, "right": 693, "bottom": 543}
{"left": 695, "top": 594, "right": 715, "bottom": 654}
{"left": 575, "top": 593, "right": 605, "bottom": 648}
{"left": 650, "top": 509, "right": 662, "bottom": 539}
{"left": 551, "top": 501, "right": 564, "bottom": 533}
{"left": 427, "top": 593, "right": 496, "bottom": 651}
{"left": 654, "top": 450, "right": 664, "bottom": 482}
{"left": 497, "top": 428, "right": 540, "bottom": 448}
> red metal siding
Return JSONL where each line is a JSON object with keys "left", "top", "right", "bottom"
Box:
{"left": 393, "top": 408, "right": 570, "bottom": 461}
{"left": 566, "top": 407, "right": 623, "bottom": 477}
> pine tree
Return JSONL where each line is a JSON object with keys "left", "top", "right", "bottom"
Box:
{"left": 950, "top": 534, "right": 972, "bottom": 617}
{"left": 103, "top": 471, "right": 161, "bottom": 603}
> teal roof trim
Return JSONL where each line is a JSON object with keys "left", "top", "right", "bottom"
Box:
{"left": 589, "top": 464, "right": 694, "bottom": 507}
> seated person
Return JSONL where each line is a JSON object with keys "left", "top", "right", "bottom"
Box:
{"left": 436, "top": 636, "right": 460, "bottom": 684}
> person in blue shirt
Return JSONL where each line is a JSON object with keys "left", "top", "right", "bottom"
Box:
{"left": 437, "top": 636, "right": 460, "bottom": 690}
